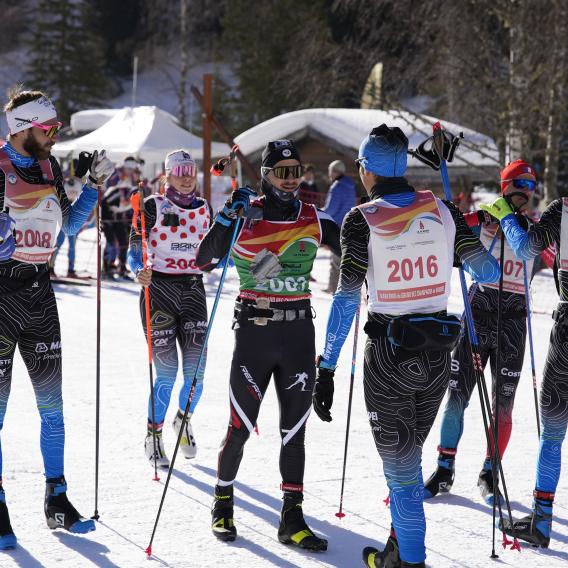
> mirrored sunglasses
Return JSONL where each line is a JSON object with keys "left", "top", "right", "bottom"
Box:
{"left": 262, "top": 165, "right": 304, "bottom": 179}
{"left": 171, "top": 164, "right": 197, "bottom": 177}
{"left": 511, "top": 178, "right": 536, "bottom": 191}
{"left": 16, "top": 118, "right": 63, "bottom": 138}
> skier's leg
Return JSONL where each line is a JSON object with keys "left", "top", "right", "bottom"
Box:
{"left": 364, "top": 328, "right": 448, "bottom": 565}
{"left": 19, "top": 281, "right": 94, "bottom": 533}
{"left": 212, "top": 320, "right": 274, "bottom": 541}
{"left": 272, "top": 318, "right": 326, "bottom": 551}
{"left": 425, "top": 326, "right": 489, "bottom": 498}
{"left": 67, "top": 234, "right": 76, "bottom": 274}
{"left": 139, "top": 284, "right": 180, "bottom": 429}
{"left": 504, "top": 322, "right": 568, "bottom": 547}
{"left": 179, "top": 277, "right": 208, "bottom": 415}
{"left": 18, "top": 284, "right": 64, "bottom": 480}
{"left": 485, "top": 316, "right": 526, "bottom": 461}
{"left": 0, "top": 289, "right": 23, "bottom": 547}
{"left": 175, "top": 277, "right": 208, "bottom": 458}
{"left": 217, "top": 322, "right": 273, "bottom": 485}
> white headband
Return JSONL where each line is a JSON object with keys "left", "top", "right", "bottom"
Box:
{"left": 6, "top": 96, "right": 57, "bottom": 135}
{"left": 165, "top": 149, "right": 196, "bottom": 173}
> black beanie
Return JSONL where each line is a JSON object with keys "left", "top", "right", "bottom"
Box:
{"left": 261, "top": 139, "right": 301, "bottom": 169}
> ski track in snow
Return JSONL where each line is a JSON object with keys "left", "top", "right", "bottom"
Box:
{"left": 1, "top": 230, "right": 567, "bottom": 568}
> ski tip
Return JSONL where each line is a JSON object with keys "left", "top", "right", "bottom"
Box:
{"left": 335, "top": 511, "right": 345, "bottom": 519}
{"left": 145, "top": 545, "right": 152, "bottom": 557}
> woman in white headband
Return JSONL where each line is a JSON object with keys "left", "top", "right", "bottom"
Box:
{"left": 127, "top": 149, "right": 212, "bottom": 468}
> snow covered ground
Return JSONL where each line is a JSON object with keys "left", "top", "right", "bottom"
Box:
{"left": 1, "top": 231, "right": 567, "bottom": 568}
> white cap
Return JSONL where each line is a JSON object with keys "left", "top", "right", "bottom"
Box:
{"left": 165, "top": 149, "right": 196, "bottom": 173}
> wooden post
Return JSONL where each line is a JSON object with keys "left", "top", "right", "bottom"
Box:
{"left": 203, "top": 73, "right": 213, "bottom": 203}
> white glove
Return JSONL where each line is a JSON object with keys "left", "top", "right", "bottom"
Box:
{"left": 88, "top": 150, "right": 115, "bottom": 186}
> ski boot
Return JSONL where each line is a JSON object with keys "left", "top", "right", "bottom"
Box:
{"left": 501, "top": 491, "right": 553, "bottom": 548}
{"left": 424, "top": 448, "right": 456, "bottom": 499}
{"left": 145, "top": 429, "right": 170, "bottom": 469}
{"left": 44, "top": 477, "right": 95, "bottom": 534}
{"left": 172, "top": 410, "right": 197, "bottom": 459}
{"left": 277, "top": 492, "right": 327, "bottom": 551}
{"left": 362, "top": 531, "right": 401, "bottom": 567}
{"left": 478, "top": 461, "right": 504, "bottom": 506}
{"left": 211, "top": 484, "right": 237, "bottom": 542}
{"left": 0, "top": 487, "right": 17, "bottom": 550}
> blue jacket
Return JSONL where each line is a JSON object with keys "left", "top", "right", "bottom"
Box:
{"left": 323, "top": 174, "right": 357, "bottom": 226}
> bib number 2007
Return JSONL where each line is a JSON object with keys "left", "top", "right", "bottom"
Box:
{"left": 387, "top": 255, "right": 438, "bottom": 283}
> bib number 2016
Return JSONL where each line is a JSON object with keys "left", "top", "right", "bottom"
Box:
{"left": 387, "top": 255, "right": 438, "bottom": 282}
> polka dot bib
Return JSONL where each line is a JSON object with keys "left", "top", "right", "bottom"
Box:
{"left": 148, "top": 195, "right": 210, "bottom": 274}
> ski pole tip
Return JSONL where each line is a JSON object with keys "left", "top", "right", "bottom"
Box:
{"left": 145, "top": 545, "right": 152, "bottom": 557}
{"left": 511, "top": 538, "right": 521, "bottom": 552}
{"left": 335, "top": 511, "right": 346, "bottom": 519}
{"left": 152, "top": 475, "right": 160, "bottom": 482}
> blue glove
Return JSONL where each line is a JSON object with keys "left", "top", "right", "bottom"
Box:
{"left": 217, "top": 187, "right": 257, "bottom": 227}
{"left": 0, "top": 211, "right": 16, "bottom": 261}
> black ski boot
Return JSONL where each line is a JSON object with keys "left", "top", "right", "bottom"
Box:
{"left": 278, "top": 492, "right": 327, "bottom": 551}
{"left": 477, "top": 461, "right": 504, "bottom": 506}
{"left": 211, "top": 485, "right": 237, "bottom": 542}
{"left": 501, "top": 492, "right": 553, "bottom": 548}
{"left": 362, "top": 531, "right": 401, "bottom": 567}
{"left": 0, "top": 487, "right": 16, "bottom": 550}
{"left": 44, "top": 477, "right": 95, "bottom": 534}
{"left": 424, "top": 447, "right": 455, "bottom": 499}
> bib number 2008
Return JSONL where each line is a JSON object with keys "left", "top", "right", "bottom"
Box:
{"left": 15, "top": 229, "right": 52, "bottom": 248}
{"left": 387, "top": 255, "right": 438, "bottom": 282}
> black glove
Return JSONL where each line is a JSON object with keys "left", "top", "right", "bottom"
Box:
{"left": 73, "top": 151, "right": 94, "bottom": 178}
{"left": 312, "top": 367, "right": 335, "bottom": 422}
{"left": 217, "top": 186, "right": 257, "bottom": 227}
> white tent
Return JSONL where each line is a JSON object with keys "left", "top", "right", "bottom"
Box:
{"left": 52, "top": 106, "right": 230, "bottom": 167}
{"left": 234, "top": 108, "right": 500, "bottom": 171}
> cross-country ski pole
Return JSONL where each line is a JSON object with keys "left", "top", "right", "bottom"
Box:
{"left": 138, "top": 186, "right": 160, "bottom": 483}
{"left": 522, "top": 260, "right": 541, "bottom": 437}
{"left": 91, "top": 186, "right": 102, "bottom": 521}
{"left": 336, "top": 298, "right": 362, "bottom": 519}
{"left": 145, "top": 148, "right": 246, "bottom": 558}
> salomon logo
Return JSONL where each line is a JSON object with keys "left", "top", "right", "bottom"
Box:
{"left": 451, "top": 360, "right": 460, "bottom": 373}
{"left": 55, "top": 513, "right": 65, "bottom": 526}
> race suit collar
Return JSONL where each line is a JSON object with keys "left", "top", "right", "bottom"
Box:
{"left": 370, "top": 177, "right": 414, "bottom": 200}
{"left": 1, "top": 141, "right": 36, "bottom": 168}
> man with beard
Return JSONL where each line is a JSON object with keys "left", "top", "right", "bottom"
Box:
{"left": 0, "top": 88, "right": 113, "bottom": 548}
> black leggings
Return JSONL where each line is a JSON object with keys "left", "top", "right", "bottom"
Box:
{"left": 217, "top": 308, "right": 315, "bottom": 490}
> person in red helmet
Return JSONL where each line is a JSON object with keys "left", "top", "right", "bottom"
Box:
{"left": 425, "top": 160, "right": 539, "bottom": 505}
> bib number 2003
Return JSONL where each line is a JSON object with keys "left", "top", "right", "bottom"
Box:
{"left": 258, "top": 276, "right": 308, "bottom": 293}
{"left": 387, "top": 255, "right": 438, "bottom": 282}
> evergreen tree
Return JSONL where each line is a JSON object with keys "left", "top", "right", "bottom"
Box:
{"left": 27, "top": 0, "right": 110, "bottom": 122}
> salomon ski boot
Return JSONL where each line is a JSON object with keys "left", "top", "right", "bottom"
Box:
{"left": 501, "top": 492, "right": 553, "bottom": 548}
{"left": 172, "top": 410, "right": 197, "bottom": 459}
{"left": 145, "top": 430, "right": 170, "bottom": 469}
{"left": 362, "top": 532, "right": 401, "bottom": 567}
{"left": 278, "top": 492, "right": 327, "bottom": 551}
{"left": 0, "top": 487, "right": 16, "bottom": 550}
{"left": 478, "top": 462, "right": 504, "bottom": 506}
{"left": 44, "top": 478, "right": 95, "bottom": 534}
{"left": 424, "top": 447, "right": 455, "bottom": 499}
{"left": 211, "top": 484, "right": 237, "bottom": 542}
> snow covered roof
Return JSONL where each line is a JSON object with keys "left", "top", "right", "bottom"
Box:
{"left": 53, "top": 106, "right": 230, "bottom": 164}
{"left": 234, "top": 108, "right": 499, "bottom": 170}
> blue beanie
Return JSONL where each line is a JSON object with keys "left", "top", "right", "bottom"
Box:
{"left": 358, "top": 124, "right": 408, "bottom": 177}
